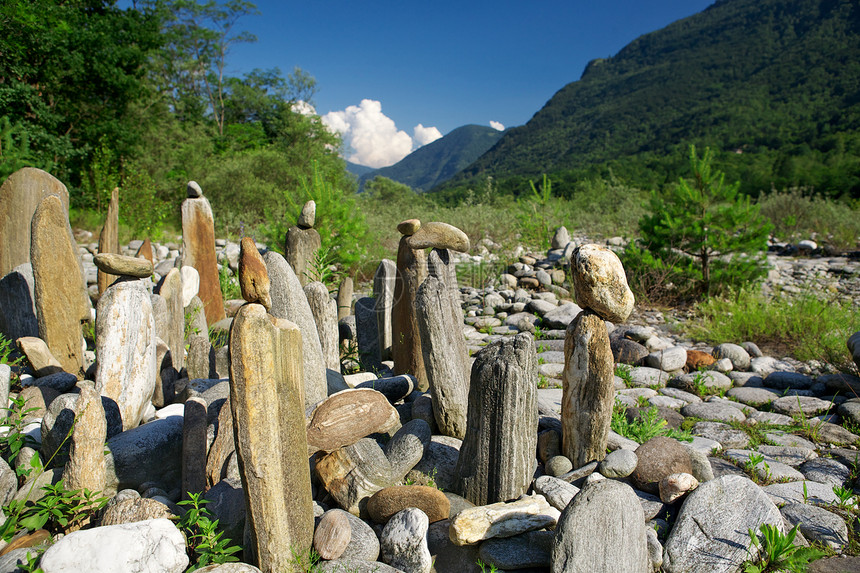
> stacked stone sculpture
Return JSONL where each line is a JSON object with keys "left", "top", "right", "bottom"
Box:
{"left": 97, "top": 187, "right": 120, "bottom": 295}
{"left": 285, "top": 200, "right": 321, "bottom": 286}
{"left": 562, "top": 244, "right": 634, "bottom": 467}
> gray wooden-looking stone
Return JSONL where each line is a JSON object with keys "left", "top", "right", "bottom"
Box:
{"left": 415, "top": 275, "right": 468, "bottom": 439}
{"left": 454, "top": 334, "right": 537, "bottom": 506}
{"left": 97, "top": 187, "right": 120, "bottom": 296}
{"left": 297, "top": 200, "right": 316, "bottom": 229}
{"left": 356, "top": 296, "right": 383, "bottom": 372}
{"left": 336, "top": 276, "right": 353, "bottom": 320}
{"left": 229, "top": 303, "right": 314, "bottom": 572}
{"left": 157, "top": 268, "right": 185, "bottom": 371}
{"left": 0, "top": 263, "right": 38, "bottom": 343}
{"left": 316, "top": 437, "right": 395, "bottom": 515}
{"left": 392, "top": 234, "right": 429, "bottom": 391}
{"left": 186, "top": 334, "right": 216, "bottom": 380}
{"left": 206, "top": 398, "right": 235, "bottom": 488}
{"left": 182, "top": 397, "right": 207, "bottom": 500}
{"left": 426, "top": 249, "right": 470, "bottom": 386}
{"left": 381, "top": 507, "right": 432, "bottom": 573}
{"left": 264, "top": 251, "right": 327, "bottom": 409}
{"left": 95, "top": 279, "right": 156, "bottom": 431}
{"left": 31, "top": 195, "right": 89, "bottom": 377}
{"left": 479, "top": 530, "right": 554, "bottom": 570}
{"left": 551, "top": 480, "right": 649, "bottom": 573}
{"left": 562, "top": 309, "right": 614, "bottom": 468}
{"left": 181, "top": 191, "right": 225, "bottom": 325}
{"left": 63, "top": 381, "right": 107, "bottom": 495}
{"left": 285, "top": 225, "right": 321, "bottom": 287}
{"left": 0, "top": 167, "right": 69, "bottom": 277}
{"left": 374, "top": 259, "right": 396, "bottom": 361}
{"left": 663, "top": 475, "right": 784, "bottom": 573}
{"left": 304, "top": 281, "right": 340, "bottom": 370}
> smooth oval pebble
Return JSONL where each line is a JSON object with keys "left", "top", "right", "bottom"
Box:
{"left": 314, "top": 509, "right": 352, "bottom": 560}
{"left": 397, "top": 219, "right": 421, "bottom": 235}
{"left": 93, "top": 253, "right": 153, "bottom": 278}
{"left": 367, "top": 485, "right": 450, "bottom": 524}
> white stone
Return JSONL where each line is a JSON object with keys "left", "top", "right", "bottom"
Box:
{"left": 180, "top": 265, "right": 200, "bottom": 308}
{"left": 449, "top": 495, "right": 559, "bottom": 546}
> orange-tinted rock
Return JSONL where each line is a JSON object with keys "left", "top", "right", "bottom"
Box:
{"left": 367, "top": 485, "right": 450, "bottom": 524}
{"left": 238, "top": 237, "right": 271, "bottom": 310}
{"left": 686, "top": 349, "right": 716, "bottom": 371}
{"left": 313, "top": 509, "right": 351, "bottom": 560}
{"left": 181, "top": 193, "right": 225, "bottom": 325}
{"left": 97, "top": 187, "right": 119, "bottom": 295}
{"left": 136, "top": 239, "right": 154, "bottom": 266}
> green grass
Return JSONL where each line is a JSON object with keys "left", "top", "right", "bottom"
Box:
{"left": 684, "top": 288, "right": 860, "bottom": 373}
{"left": 611, "top": 401, "right": 693, "bottom": 444}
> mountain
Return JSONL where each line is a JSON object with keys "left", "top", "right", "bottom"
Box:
{"left": 345, "top": 161, "right": 376, "bottom": 179}
{"left": 357, "top": 124, "right": 505, "bottom": 191}
{"left": 446, "top": 0, "right": 860, "bottom": 198}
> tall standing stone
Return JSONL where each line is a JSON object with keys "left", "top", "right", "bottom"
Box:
{"left": 285, "top": 200, "right": 321, "bottom": 287}
{"left": 63, "top": 381, "right": 107, "bottom": 495}
{"left": 229, "top": 303, "right": 313, "bottom": 572}
{"left": 95, "top": 279, "right": 157, "bottom": 431}
{"left": 392, "top": 232, "right": 429, "bottom": 390}
{"left": 182, "top": 397, "right": 207, "bottom": 500}
{"left": 561, "top": 310, "right": 615, "bottom": 468}
{"left": 415, "top": 275, "right": 468, "bottom": 439}
{"left": 156, "top": 268, "right": 185, "bottom": 371}
{"left": 97, "top": 187, "right": 120, "bottom": 296}
{"left": 181, "top": 183, "right": 225, "bottom": 325}
{"left": 30, "top": 195, "right": 89, "bottom": 377}
{"left": 356, "top": 296, "right": 383, "bottom": 373}
{"left": 374, "top": 259, "right": 396, "bottom": 361}
{"left": 264, "top": 251, "right": 327, "bottom": 409}
{"left": 304, "top": 281, "right": 340, "bottom": 371}
{"left": 0, "top": 167, "right": 69, "bottom": 277}
{"left": 426, "top": 249, "right": 469, "bottom": 378}
{"left": 454, "top": 334, "right": 537, "bottom": 506}
{"left": 336, "top": 276, "right": 354, "bottom": 320}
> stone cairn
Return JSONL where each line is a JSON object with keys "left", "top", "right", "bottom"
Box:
{"left": 562, "top": 243, "right": 635, "bottom": 467}
{"left": 285, "top": 199, "right": 321, "bottom": 287}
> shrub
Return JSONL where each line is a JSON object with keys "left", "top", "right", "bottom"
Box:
{"left": 758, "top": 187, "right": 860, "bottom": 251}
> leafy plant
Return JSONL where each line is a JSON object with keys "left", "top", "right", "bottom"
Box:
{"left": 218, "top": 264, "right": 241, "bottom": 302}
{"left": 537, "top": 374, "right": 550, "bottom": 389}
{"left": 477, "top": 559, "right": 499, "bottom": 573}
{"left": 745, "top": 453, "right": 771, "bottom": 483}
{"left": 0, "top": 395, "right": 41, "bottom": 469}
{"left": 175, "top": 492, "right": 242, "bottom": 571}
{"left": 610, "top": 401, "right": 693, "bottom": 444}
{"left": 744, "top": 523, "right": 826, "bottom": 573}
{"left": 2, "top": 481, "right": 108, "bottom": 537}
{"left": 832, "top": 485, "right": 857, "bottom": 510}
{"left": 304, "top": 246, "right": 342, "bottom": 291}
{"left": 615, "top": 364, "right": 634, "bottom": 387}
{"left": 0, "top": 333, "right": 23, "bottom": 369}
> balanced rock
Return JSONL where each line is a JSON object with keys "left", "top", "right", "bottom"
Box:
{"left": 187, "top": 181, "right": 203, "bottom": 197}
{"left": 406, "top": 221, "right": 470, "bottom": 252}
{"left": 659, "top": 472, "right": 700, "bottom": 503}
{"left": 454, "top": 334, "right": 537, "bottom": 506}
{"left": 397, "top": 219, "right": 421, "bottom": 235}
{"left": 551, "top": 480, "right": 649, "bottom": 573}
{"left": 238, "top": 237, "right": 271, "bottom": 310}
{"left": 570, "top": 244, "right": 634, "bottom": 323}
{"left": 306, "top": 388, "right": 400, "bottom": 454}
{"left": 229, "top": 304, "right": 314, "bottom": 571}
{"left": 285, "top": 225, "right": 321, "bottom": 286}
{"left": 94, "top": 253, "right": 153, "bottom": 278}
{"left": 298, "top": 200, "right": 316, "bottom": 229}
{"left": 631, "top": 436, "right": 693, "bottom": 495}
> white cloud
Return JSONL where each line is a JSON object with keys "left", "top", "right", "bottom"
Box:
{"left": 413, "top": 124, "right": 442, "bottom": 147}
{"left": 291, "top": 100, "right": 316, "bottom": 116}
{"left": 321, "top": 99, "right": 441, "bottom": 168}
{"left": 490, "top": 120, "right": 505, "bottom": 131}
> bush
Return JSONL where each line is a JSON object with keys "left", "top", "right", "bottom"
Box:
{"left": 758, "top": 188, "right": 860, "bottom": 251}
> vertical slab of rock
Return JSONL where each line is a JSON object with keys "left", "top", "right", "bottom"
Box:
{"left": 285, "top": 226, "right": 321, "bottom": 286}
{"left": 97, "top": 187, "right": 120, "bottom": 296}
{"left": 304, "top": 281, "right": 340, "bottom": 371}
{"left": 31, "top": 195, "right": 89, "bottom": 377}
{"left": 264, "top": 251, "right": 327, "bottom": 409}
{"left": 454, "top": 334, "right": 537, "bottom": 506}
{"left": 374, "top": 259, "right": 396, "bottom": 361}
{"left": 392, "top": 237, "right": 429, "bottom": 391}
{"left": 356, "top": 296, "right": 383, "bottom": 373}
{"left": 427, "top": 249, "right": 470, "bottom": 384}
{"left": 156, "top": 268, "right": 185, "bottom": 371}
{"left": 0, "top": 167, "right": 69, "bottom": 277}
{"left": 95, "top": 279, "right": 157, "bottom": 431}
{"left": 551, "top": 480, "right": 649, "bottom": 573}
{"left": 415, "top": 275, "right": 468, "bottom": 439}
{"left": 0, "top": 263, "right": 38, "bottom": 342}
{"left": 63, "top": 381, "right": 107, "bottom": 495}
{"left": 182, "top": 397, "right": 208, "bottom": 500}
{"left": 181, "top": 192, "right": 225, "bottom": 325}
{"left": 229, "top": 304, "right": 314, "bottom": 572}
{"left": 561, "top": 310, "right": 614, "bottom": 468}
{"left": 337, "top": 276, "right": 354, "bottom": 320}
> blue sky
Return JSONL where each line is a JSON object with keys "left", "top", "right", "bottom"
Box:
{"left": 219, "top": 1, "right": 715, "bottom": 166}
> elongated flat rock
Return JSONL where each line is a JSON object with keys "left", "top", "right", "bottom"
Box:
{"left": 306, "top": 388, "right": 400, "bottom": 453}
{"left": 449, "top": 495, "right": 559, "bottom": 546}
{"left": 406, "top": 222, "right": 470, "bottom": 253}
{"left": 94, "top": 253, "right": 153, "bottom": 278}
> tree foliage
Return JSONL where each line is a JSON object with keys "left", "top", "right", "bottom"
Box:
{"left": 631, "top": 146, "right": 772, "bottom": 297}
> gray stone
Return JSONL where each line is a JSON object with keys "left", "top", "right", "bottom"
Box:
{"left": 692, "top": 422, "right": 750, "bottom": 449}
{"left": 663, "top": 475, "right": 783, "bottom": 573}
{"left": 546, "top": 455, "right": 573, "bottom": 477}
{"left": 781, "top": 503, "right": 849, "bottom": 551}
{"left": 532, "top": 475, "right": 579, "bottom": 512}
{"left": 385, "top": 419, "right": 432, "bottom": 482}
{"left": 542, "top": 303, "right": 583, "bottom": 330}
{"left": 285, "top": 225, "right": 321, "bottom": 287}
{"left": 712, "top": 343, "right": 751, "bottom": 370}
{"left": 570, "top": 244, "right": 635, "bottom": 323}
{"left": 799, "top": 458, "right": 850, "bottom": 487}
{"left": 598, "top": 448, "right": 638, "bottom": 478}
{"left": 671, "top": 371, "right": 732, "bottom": 394}
{"left": 105, "top": 415, "right": 183, "bottom": 495}
{"left": 765, "top": 371, "right": 813, "bottom": 390}
{"left": 356, "top": 296, "right": 383, "bottom": 373}
{"left": 380, "top": 508, "right": 431, "bottom": 573}
{"left": 479, "top": 530, "right": 553, "bottom": 570}
{"left": 771, "top": 395, "right": 834, "bottom": 417}
{"left": 727, "top": 386, "right": 780, "bottom": 407}
{"left": 551, "top": 480, "right": 649, "bottom": 573}
{"left": 298, "top": 200, "right": 316, "bottom": 228}
{"left": 681, "top": 401, "right": 746, "bottom": 423}
{"left": 373, "top": 259, "right": 396, "bottom": 361}
{"left": 264, "top": 251, "right": 327, "bottom": 409}
{"left": 762, "top": 481, "right": 839, "bottom": 506}
{"left": 627, "top": 367, "right": 669, "bottom": 388}
{"left": 454, "top": 334, "right": 537, "bottom": 506}
{"left": 0, "top": 263, "right": 38, "bottom": 343}
{"left": 339, "top": 509, "right": 381, "bottom": 562}
{"left": 407, "top": 435, "right": 461, "bottom": 492}
{"left": 644, "top": 346, "right": 687, "bottom": 373}
{"left": 304, "top": 281, "right": 340, "bottom": 371}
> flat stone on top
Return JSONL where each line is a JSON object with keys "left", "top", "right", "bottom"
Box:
{"left": 93, "top": 253, "right": 153, "bottom": 278}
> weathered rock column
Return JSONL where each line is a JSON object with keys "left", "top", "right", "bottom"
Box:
{"left": 304, "top": 281, "right": 340, "bottom": 371}
{"left": 285, "top": 200, "right": 321, "bottom": 286}
{"left": 182, "top": 397, "right": 208, "bottom": 500}
{"left": 374, "top": 259, "right": 396, "bottom": 360}
{"left": 31, "top": 195, "right": 89, "bottom": 377}
{"left": 63, "top": 381, "right": 107, "bottom": 495}
{"left": 562, "top": 244, "right": 634, "bottom": 467}
{"left": 336, "top": 276, "right": 354, "bottom": 320}
{"left": 454, "top": 333, "right": 537, "bottom": 506}
{"left": 181, "top": 181, "right": 225, "bottom": 325}
{"left": 97, "top": 187, "right": 120, "bottom": 296}
{"left": 229, "top": 303, "right": 313, "bottom": 572}
{"left": 155, "top": 268, "right": 185, "bottom": 371}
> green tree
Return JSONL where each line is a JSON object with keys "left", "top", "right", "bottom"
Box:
{"left": 637, "top": 146, "right": 772, "bottom": 295}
